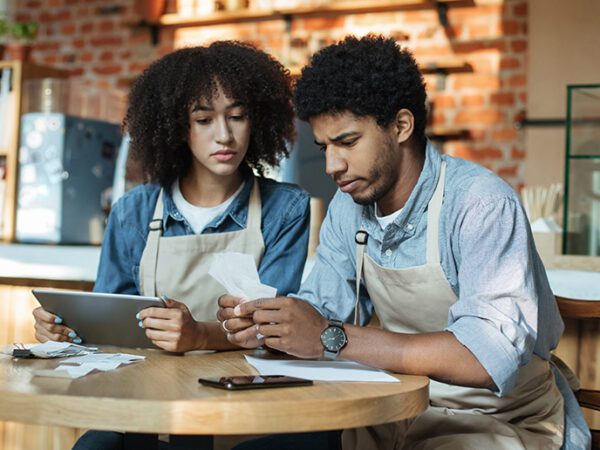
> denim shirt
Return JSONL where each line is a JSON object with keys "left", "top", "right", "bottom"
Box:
{"left": 298, "top": 142, "right": 564, "bottom": 396}
{"left": 94, "top": 176, "right": 310, "bottom": 297}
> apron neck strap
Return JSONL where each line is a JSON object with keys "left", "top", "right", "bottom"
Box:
{"left": 353, "top": 230, "right": 369, "bottom": 326}
{"left": 425, "top": 160, "right": 446, "bottom": 265}
{"left": 246, "top": 177, "right": 262, "bottom": 229}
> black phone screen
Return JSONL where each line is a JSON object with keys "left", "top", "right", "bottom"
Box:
{"left": 198, "top": 375, "right": 313, "bottom": 390}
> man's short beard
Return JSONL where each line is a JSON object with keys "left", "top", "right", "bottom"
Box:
{"left": 351, "top": 138, "right": 398, "bottom": 206}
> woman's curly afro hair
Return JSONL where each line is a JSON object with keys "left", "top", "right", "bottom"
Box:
{"left": 124, "top": 41, "right": 295, "bottom": 187}
{"left": 295, "top": 34, "right": 427, "bottom": 143}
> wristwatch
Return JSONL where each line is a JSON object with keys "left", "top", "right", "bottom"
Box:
{"left": 320, "top": 319, "right": 347, "bottom": 359}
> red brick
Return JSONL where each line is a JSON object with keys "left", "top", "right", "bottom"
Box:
{"left": 43, "top": 54, "right": 58, "bottom": 64}
{"left": 453, "top": 74, "right": 501, "bottom": 90}
{"left": 452, "top": 146, "right": 503, "bottom": 161}
{"left": 513, "top": 3, "right": 528, "bottom": 17}
{"left": 98, "top": 21, "right": 115, "bottom": 32}
{"left": 433, "top": 95, "right": 456, "bottom": 109}
{"left": 81, "top": 22, "right": 94, "bottom": 33}
{"left": 70, "top": 68, "right": 84, "bottom": 77}
{"left": 491, "top": 92, "right": 515, "bottom": 106}
{"left": 511, "top": 40, "right": 527, "bottom": 53}
{"left": 508, "top": 74, "right": 526, "bottom": 87}
{"left": 455, "top": 110, "right": 504, "bottom": 125}
{"left": 73, "top": 39, "right": 85, "bottom": 49}
{"left": 61, "top": 24, "right": 77, "bottom": 34}
{"left": 498, "top": 165, "right": 519, "bottom": 177}
{"left": 512, "top": 147, "right": 526, "bottom": 160}
{"left": 462, "top": 95, "right": 485, "bottom": 107}
{"left": 99, "top": 51, "right": 113, "bottom": 62}
{"left": 301, "top": 17, "right": 345, "bottom": 31}
{"left": 80, "top": 52, "right": 94, "bottom": 62}
{"left": 431, "top": 112, "right": 447, "bottom": 126}
{"left": 90, "top": 37, "right": 123, "bottom": 47}
{"left": 93, "top": 65, "right": 122, "bottom": 75}
{"left": 500, "top": 57, "right": 521, "bottom": 70}
{"left": 492, "top": 128, "right": 518, "bottom": 141}
{"left": 518, "top": 92, "right": 527, "bottom": 103}
{"left": 501, "top": 20, "right": 522, "bottom": 36}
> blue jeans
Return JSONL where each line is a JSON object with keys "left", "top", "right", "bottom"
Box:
{"left": 232, "top": 432, "right": 339, "bottom": 450}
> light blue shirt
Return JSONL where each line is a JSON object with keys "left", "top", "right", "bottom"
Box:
{"left": 297, "top": 142, "right": 589, "bottom": 448}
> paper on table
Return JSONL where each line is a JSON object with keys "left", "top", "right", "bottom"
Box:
{"left": 209, "top": 252, "right": 277, "bottom": 299}
{"left": 245, "top": 355, "right": 399, "bottom": 383}
{"left": 33, "top": 352, "right": 145, "bottom": 379}
{"left": 29, "top": 341, "right": 98, "bottom": 358}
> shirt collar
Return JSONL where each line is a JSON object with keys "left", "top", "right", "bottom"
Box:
{"left": 362, "top": 141, "right": 442, "bottom": 239}
{"left": 161, "top": 175, "right": 253, "bottom": 230}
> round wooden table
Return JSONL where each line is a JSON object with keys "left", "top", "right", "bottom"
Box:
{"left": 0, "top": 348, "right": 429, "bottom": 438}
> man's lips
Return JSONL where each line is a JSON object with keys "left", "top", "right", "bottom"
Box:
{"left": 337, "top": 178, "right": 361, "bottom": 193}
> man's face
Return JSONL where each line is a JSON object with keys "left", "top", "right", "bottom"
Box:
{"left": 310, "top": 112, "right": 400, "bottom": 206}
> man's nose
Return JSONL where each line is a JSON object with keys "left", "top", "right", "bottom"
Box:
{"left": 325, "top": 147, "right": 346, "bottom": 177}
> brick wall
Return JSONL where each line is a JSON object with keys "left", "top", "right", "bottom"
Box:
{"left": 12, "top": 0, "right": 528, "bottom": 189}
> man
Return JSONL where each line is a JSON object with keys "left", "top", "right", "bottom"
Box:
{"left": 218, "top": 35, "right": 590, "bottom": 449}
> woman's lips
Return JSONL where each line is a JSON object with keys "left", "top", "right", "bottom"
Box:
{"left": 212, "top": 150, "right": 237, "bottom": 162}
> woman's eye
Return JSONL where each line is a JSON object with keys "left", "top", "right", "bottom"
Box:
{"left": 229, "top": 115, "right": 246, "bottom": 121}
{"left": 195, "top": 118, "right": 211, "bottom": 124}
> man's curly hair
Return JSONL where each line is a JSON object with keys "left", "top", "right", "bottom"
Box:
{"left": 124, "top": 41, "right": 295, "bottom": 187}
{"left": 295, "top": 34, "right": 427, "bottom": 143}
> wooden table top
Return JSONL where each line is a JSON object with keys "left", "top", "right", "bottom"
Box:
{"left": 0, "top": 348, "right": 429, "bottom": 435}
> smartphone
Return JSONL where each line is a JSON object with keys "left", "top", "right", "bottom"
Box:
{"left": 198, "top": 375, "right": 313, "bottom": 390}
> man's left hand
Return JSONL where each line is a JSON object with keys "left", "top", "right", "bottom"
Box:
{"left": 230, "top": 296, "right": 328, "bottom": 359}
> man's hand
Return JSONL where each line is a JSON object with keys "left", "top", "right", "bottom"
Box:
{"left": 230, "top": 296, "right": 328, "bottom": 359}
{"left": 217, "top": 294, "right": 264, "bottom": 348}
{"left": 138, "top": 298, "right": 204, "bottom": 353}
{"left": 32, "top": 307, "right": 81, "bottom": 343}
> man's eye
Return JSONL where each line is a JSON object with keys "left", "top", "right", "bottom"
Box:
{"left": 341, "top": 139, "right": 357, "bottom": 147}
{"left": 318, "top": 145, "right": 327, "bottom": 152}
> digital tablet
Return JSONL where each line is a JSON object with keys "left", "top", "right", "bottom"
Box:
{"left": 32, "top": 289, "right": 166, "bottom": 348}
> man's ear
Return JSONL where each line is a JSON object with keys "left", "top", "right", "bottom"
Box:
{"left": 394, "top": 109, "right": 415, "bottom": 144}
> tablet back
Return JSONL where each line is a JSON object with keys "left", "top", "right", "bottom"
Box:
{"left": 32, "top": 289, "right": 165, "bottom": 348}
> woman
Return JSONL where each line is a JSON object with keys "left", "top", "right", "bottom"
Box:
{"left": 32, "top": 41, "right": 310, "bottom": 353}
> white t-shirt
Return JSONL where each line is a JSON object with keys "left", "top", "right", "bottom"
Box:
{"left": 374, "top": 203, "right": 403, "bottom": 230}
{"left": 171, "top": 180, "right": 244, "bottom": 234}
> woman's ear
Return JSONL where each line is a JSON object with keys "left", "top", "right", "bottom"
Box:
{"left": 395, "top": 109, "right": 415, "bottom": 144}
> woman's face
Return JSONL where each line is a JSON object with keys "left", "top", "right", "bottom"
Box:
{"left": 187, "top": 85, "right": 251, "bottom": 180}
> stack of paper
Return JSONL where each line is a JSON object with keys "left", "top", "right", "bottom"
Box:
{"left": 34, "top": 352, "right": 145, "bottom": 379}
{"left": 29, "top": 341, "right": 98, "bottom": 358}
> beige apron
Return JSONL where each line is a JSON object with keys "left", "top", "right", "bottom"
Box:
{"left": 139, "top": 177, "right": 265, "bottom": 321}
{"left": 343, "top": 162, "right": 565, "bottom": 450}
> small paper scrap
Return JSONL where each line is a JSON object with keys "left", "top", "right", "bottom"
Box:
{"left": 209, "top": 252, "right": 277, "bottom": 299}
{"left": 6, "top": 341, "right": 99, "bottom": 359}
{"left": 33, "top": 352, "right": 145, "bottom": 379}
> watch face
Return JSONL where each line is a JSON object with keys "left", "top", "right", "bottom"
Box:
{"left": 321, "top": 326, "right": 347, "bottom": 352}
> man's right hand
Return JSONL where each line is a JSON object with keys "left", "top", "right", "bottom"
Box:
{"left": 32, "top": 307, "right": 80, "bottom": 343}
{"left": 216, "top": 294, "right": 265, "bottom": 348}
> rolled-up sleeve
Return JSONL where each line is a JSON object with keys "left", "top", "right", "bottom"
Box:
{"left": 446, "top": 196, "right": 540, "bottom": 396}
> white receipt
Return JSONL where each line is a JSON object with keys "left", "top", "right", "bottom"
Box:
{"left": 209, "top": 252, "right": 277, "bottom": 299}
{"left": 33, "top": 352, "right": 145, "bottom": 379}
{"left": 245, "top": 355, "right": 399, "bottom": 383}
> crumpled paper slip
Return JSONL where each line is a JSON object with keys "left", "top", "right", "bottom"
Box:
{"left": 209, "top": 252, "right": 277, "bottom": 299}
{"left": 33, "top": 352, "right": 145, "bottom": 379}
{"left": 8, "top": 341, "right": 99, "bottom": 358}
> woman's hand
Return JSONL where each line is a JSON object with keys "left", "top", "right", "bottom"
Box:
{"left": 138, "top": 298, "right": 205, "bottom": 353}
{"left": 217, "top": 294, "right": 265, "bottom": 349}
{"left": 32, "top": 307, "right": 81, "bottom": 343}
